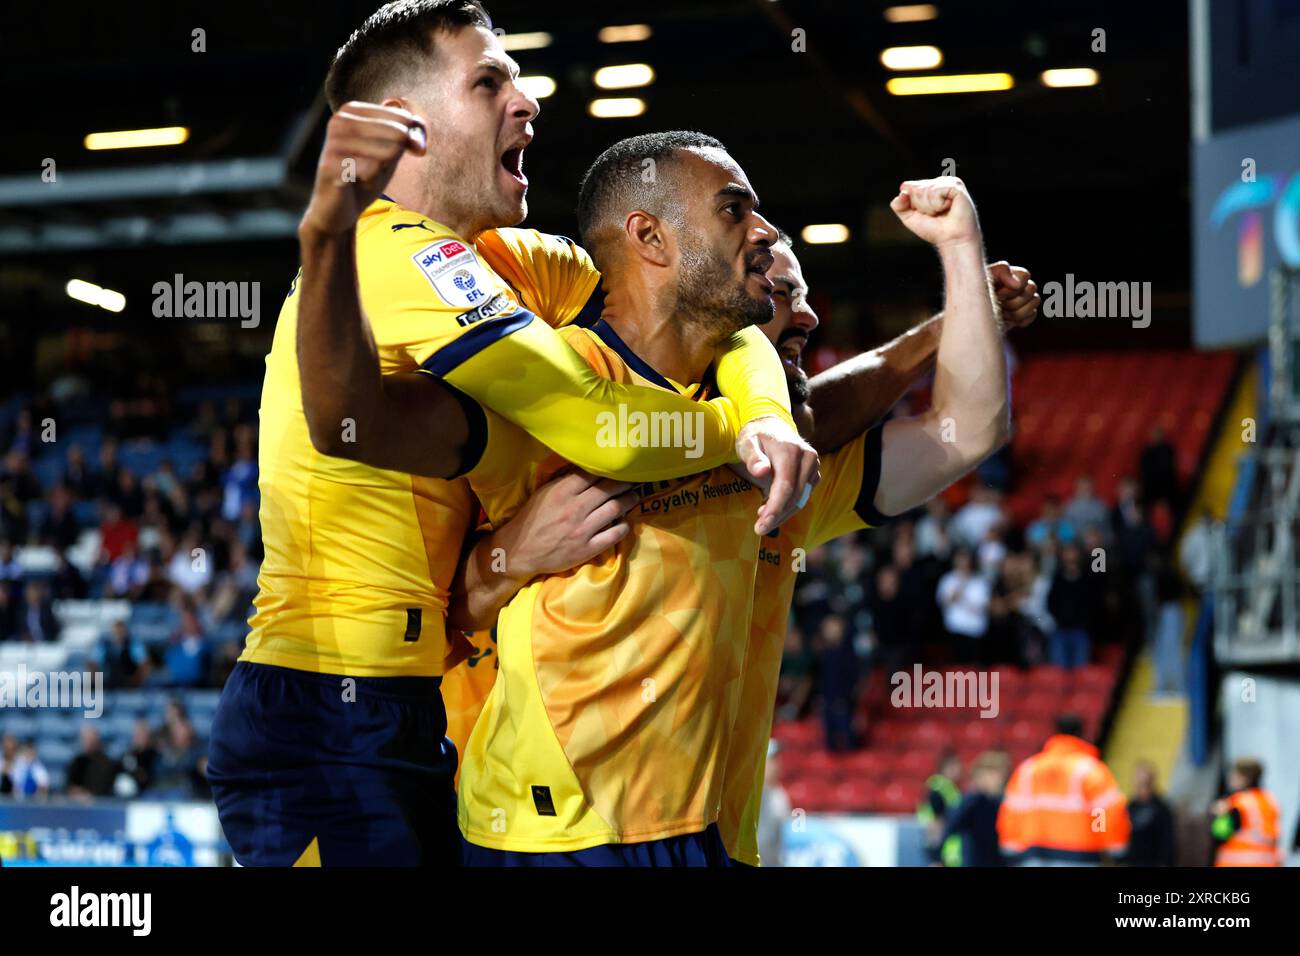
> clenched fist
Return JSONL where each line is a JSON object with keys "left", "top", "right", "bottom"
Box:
{"left": 988, "top": 261, "right": 1040, "bottom": 330}
{"left": 890, "top": 176, "right": 981, "bottom": 250}
{"left": 300, "top": 102, "right": 428, "bottom": 238}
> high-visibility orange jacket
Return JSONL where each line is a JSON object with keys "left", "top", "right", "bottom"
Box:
{"left": 1214, "top": 787, "right": 1282, "bottom": 867}
{"left": 997, "top": 734, "right": 1131, "bottom": 863}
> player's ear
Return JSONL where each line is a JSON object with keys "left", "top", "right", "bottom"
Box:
{"left": 625, "top": 211, "right": 670, "bottom": 267}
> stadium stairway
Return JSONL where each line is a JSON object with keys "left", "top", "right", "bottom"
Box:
{"left": 1102, "top": 359, "right": 1257, "bottom": 795}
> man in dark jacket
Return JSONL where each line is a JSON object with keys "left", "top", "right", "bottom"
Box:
{"left": 1122, "top": 760, "right": 1176, "bottom": 865}
{"left": 942, "top": 751, "right": 1010, "bottom": 866}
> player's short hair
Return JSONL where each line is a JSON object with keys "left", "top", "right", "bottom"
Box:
{"left": 1232, "top": 756, "right": 1264, "bottom": 788}
{"left": 576, "top": 130, "right": 727, "bottom": 270}
{"left": 773, "top": 226, "right": 796, "bottom": 249}
{"left": 324, "top": 0, "right": 492, "bottom": 111}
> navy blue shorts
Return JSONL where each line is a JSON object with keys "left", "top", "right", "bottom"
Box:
{"left": 462, "top": 823, "right": 733, "bottom": 867}
{"left": 207, "top": 661, "right": 460, "bottom": 867}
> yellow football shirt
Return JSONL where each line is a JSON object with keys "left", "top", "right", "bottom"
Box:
{"left": 718, "top": 426, "right": 886, "bottom": 864}
{"left": 247, "top": 197, "right": 743, "bottom": 677}
{"left": 458, "top": 321, "right": 767, "bottom": 851}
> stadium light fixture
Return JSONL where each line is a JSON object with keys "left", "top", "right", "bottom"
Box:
{"left": 883, "top": 4, "right": 940, "bottom": 22}
{"left": 499, "top": 31, "right": 552, "bottom": 51}
{"left": 516, "top": 75, "right": 557, "bottom": 99}
{"left": 588, "top": 97, "right": 647, "bottom": 118}
{"left": 880, "top": 45, "right": 944, "bottom": 71}
{"left": 598, "top": 24, "right": 652, "bottom": 43}
{"left": 800, "top": 224, "right": 850, "bottom": 244}
{"left": 886, "top": 73, "right": 1014, "bottom": 95}
{"left": 1040, "top": 68, "right": 1100, "bottom": 88}
{"left": 83, "top": 127, "right": 189, "bottom": 151}
{"left": 66, "top": 279, "right": 125, "bottom": 312}
{"left": 593, "top": 64, "right": 656, "bottom": 90}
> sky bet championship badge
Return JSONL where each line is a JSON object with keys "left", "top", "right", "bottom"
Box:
{"left": 411, "top": 239, "right": 494, "bottom": 309}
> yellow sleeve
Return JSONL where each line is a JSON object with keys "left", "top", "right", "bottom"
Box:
{"left": 803, "top": 425, "right": 889, "bottom": 548}
{"left": 715, "top": 325, "right": 797, "bottom": 430}
{"left": 358, "top": 207, "right": 741, "bottom": 482}
{"left": 474, "top": 228, "right": 600, "bottom": 329}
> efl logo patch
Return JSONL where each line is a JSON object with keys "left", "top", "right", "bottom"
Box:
{"left": 411, "top": 240, "right": 494, "bottom": 309}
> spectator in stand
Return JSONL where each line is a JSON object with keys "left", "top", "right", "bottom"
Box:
{"left": 1112, "top": 476, "right": 1157, "bottom": 634}
{"left": 98, "top": 501, "right": 138, "bottom": 563}
{"left": 65, "top": 726, "right": 120, "bottom": 799}
{"left": 16, "top": 580, "right": 58, "bottom": 643}
{"left": 756, "top": 742, "right": 790, "bottom": 867}
{"left": 93, "top": 438, "right": 122, "bottom": 501}
{"left": 942, "top": 750, "right": 1011, "bottom": 867}
{"left": 1152, "top": 559, "right": 1187, "bottom": 697}
{"left": 1062, "top": 475, "right": 1109, "bottom": 544}
{"left": 112, "top": 468, "right": 145, "bottom": 519}
{"left": 1178, "top": 510, "right": 1216, "bottom": 594}
{"left": 98, "top": 619, "right": 142, "bottom": 688}
{"left": 870, "top": 564, "right": 919, "bottom": 677}
{"left": 115, "top": 719, "right": 160, "bottom": 798}
{"left": 1026, "top": 494, "right": 1076, "bottom": 552}
{"left": 168, "top": 526, "right": 213, "bottom": 596}
{"left": 153, "top": 717, "right": 208, "bottom": 799}
{"left": 106, "top": 540, "right": 149, "bottom": 598}
{"left": 937, "top": 548, "right": 991, "bottom": 662}
{"left": 50, "top": 551, "right": 88, "bottom": 600}
{"left": 161, "top": 606, "right": 211, "bottom": 687}
{"left": 814, "top": 614, "right": 861, "bottom": 752}
{"left": 889, "top": 534, "right": 932, "bottom": 643}
{"left": 1139, "top": 424, "right": 1181, "bottom": 515}
{"left": 38, "top": 483, "right": 82, "bottom": 551}
{"left": 951, "top": 485, "right": 1004, "bottom": 550}
{"left": 1079, "top": 523, "right": 1122, "bottom": 642}
{"left": 61, "top": 443, "right": 96, "bottom": 500}
{"left": 1122, "top": 760, "right": 1176, "bottom": 866}
{"left": 976, "top": 523, "right": 1008, "bottom": 582}
{"left": 3, "top": 406, "right": 36, "bottom": 457}
{"left": 827, "top": 537, "right": 871, "bottom": 633}
{"left": 0, "top": 733, "right": 17, "bottom": 794}
{"left": 914, "top": 497, "right": 952, "bottom": 562}
{"left": 2, "top": 451, "right": 44, "bottom": 509}
{"left": 221, "top": 424, "right": 259, "bottom": 523}
{"left": 776, "top": 626, "right": 814, "bottom": 721}
{"left": 0, "top": 579, "right": 17, "bottom": 641}
{"left": 1, "top": 737, "right": 50, "bottom": 800}
{"left": 208, "top": 539, "right": 259, "bottom": 622}
{"left": 0, "top": 539, "right": 22, "bottom": 581}
{"left": 1047, "top": 543, "right": 1095, "bottom": 670}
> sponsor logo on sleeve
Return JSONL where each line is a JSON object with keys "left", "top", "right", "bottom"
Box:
{"left": 456, "top": 291, "right": 514, "bottom": 327}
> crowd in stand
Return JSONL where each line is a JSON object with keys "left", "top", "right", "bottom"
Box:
{"left": 0, "top": 394, "right": 262, "bottom": 691}
{"left": 0, "top": 698, "right": 210, "bottom": 802}
{"left": 0, "top": 390, "right": 256, "bottom": 800}
{"left": 776, "top": 426, "right": 1195, "bottom": 752}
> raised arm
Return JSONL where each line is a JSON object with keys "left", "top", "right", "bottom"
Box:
{"left": 872, "top": 178, "right": 1012, "bottom": 518}
{"left": 807, "top": 262, "right": 1038, "bottom": 455}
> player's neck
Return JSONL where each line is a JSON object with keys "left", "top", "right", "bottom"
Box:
{"left": 383, "top": 176, "right": 484, "bottom": 241}
{"left": 602, "top": 283, "right": 715, "bottom": 387}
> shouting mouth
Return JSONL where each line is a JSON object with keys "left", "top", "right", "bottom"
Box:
{"left": 500, "top": 144, "right": 528, "bottom": 187}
